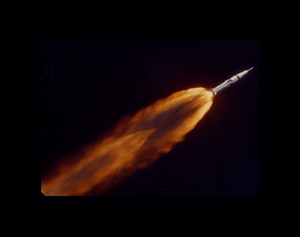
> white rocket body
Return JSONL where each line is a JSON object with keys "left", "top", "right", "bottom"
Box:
{"left": 212, "top": 67, "right": 253, "bottom": 95}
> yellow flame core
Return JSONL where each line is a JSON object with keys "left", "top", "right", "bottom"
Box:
{"left": 41, "top": 87, "right": 214, "bottom": 196}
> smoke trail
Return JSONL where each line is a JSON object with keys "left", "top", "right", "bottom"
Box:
{"left": 41, "top": 87, "right": 214, "bottom": 196}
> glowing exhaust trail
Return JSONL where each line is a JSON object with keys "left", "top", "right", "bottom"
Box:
{"left": 41, "top": 87, "right": 214, "bottom": 196}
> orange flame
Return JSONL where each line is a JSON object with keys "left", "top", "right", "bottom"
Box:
{"left": 41, "top": 87, "right": 214, "bottom": 196}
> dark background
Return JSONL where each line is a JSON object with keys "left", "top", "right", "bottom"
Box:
{"left": 41, "top": 41, "right": 259, "bottom": 196}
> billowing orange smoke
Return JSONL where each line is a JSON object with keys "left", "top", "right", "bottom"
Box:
{"left": 41, "top": 87, "right": 214, "bottom": 196}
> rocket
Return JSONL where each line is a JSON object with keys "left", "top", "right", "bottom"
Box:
{"left": 212, "top": 67, "right": 254, "bottom": 95}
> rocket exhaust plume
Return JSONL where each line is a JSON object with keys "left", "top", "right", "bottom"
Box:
{"left": 41, "top": 87, "right": 214, "bottom": 196}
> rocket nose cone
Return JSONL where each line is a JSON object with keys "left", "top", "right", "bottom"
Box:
{"left": 247, "top": 67, "right": 254, "bottom": 71}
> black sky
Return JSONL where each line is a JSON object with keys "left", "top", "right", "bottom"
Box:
{"left": 41, "top": 41, "right": 259, "bottom": 196}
